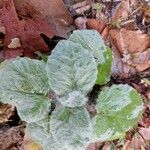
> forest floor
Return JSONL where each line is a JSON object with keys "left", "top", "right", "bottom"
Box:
{"left": 0, "top": 0, "right": 150, "bottom": 150}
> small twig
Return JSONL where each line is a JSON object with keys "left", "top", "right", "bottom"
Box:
{"left": 121, "top": 19, "right": 135, "bottom": 26}
{"left": 136, "top": 129, "right": 147, "bottom": 143}
{"left": 75, "top": 4, "right": 91, "bottom": 15}
{"left": 72, "top": 0, "right": 88, "bottom": 9}
{"left": 119, "top": 5, "right": 141, "bottom": 23}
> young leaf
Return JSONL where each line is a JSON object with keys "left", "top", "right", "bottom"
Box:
{"left": 26, "top": 117, "right": 64, "bottom": 150}
{"left": 15, "top": 93, "right": 50, "bottom": 123}
{"left": 92, "top": 84, "right": 143, "bottom": 142}
{"left": 0, "top": 57, "right": 49, "bottom": 94}
{"left": 46, "top": 40, "right": 97, "bottom": 96}
{"left": 69, "top": 30, "right": 112, "bottom": 85}
{"left": 96, "top": 48, "right": 112, "bottom": 84}
{"left": 58, "top": 91, "right": 88, "bottom": 108}
{"left": 50, "top": 105, "right": 92, "bottom": 150}
{"left": 0, "top": 58, "right": 51, "bottom": 123}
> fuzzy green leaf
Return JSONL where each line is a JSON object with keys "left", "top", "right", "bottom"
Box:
{"left": 69, "top": 30, "right": 112, "bottom": 85}
{"left": 26, "top": 117, "right": 65, "bottom": 150}
{"left": 92, "top": 84, "right": 143, "bottom": 142}
{"left": 58, "top": 91, "right": 88, "bottom": 108}
{"left": 96, "top": 47, "right": 112, "bottom": 84}
{"left": 46, "top": 40, "right": 97, "bottom": 96}
{"left": 0, "top": 58, "right": 49, "bottom": 94}
{"left": 50, "top": 105, "right": 92, "bottom": 150}
{"left": 15, "top": 93, "right": 50, "bottom": 123}
{"left": 0, "top": 58, "right": 50, "bottom": 123}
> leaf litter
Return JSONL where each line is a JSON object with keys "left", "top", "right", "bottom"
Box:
{"left": 0, "top": 0, "right": 149, "bottom": 150}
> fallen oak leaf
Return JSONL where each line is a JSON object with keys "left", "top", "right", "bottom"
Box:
{"left": 14, "top": 0, "right": 73, "bottom": 38}
{"left": 0, "top": 103, "right": 15, "bottom": 124}
{"left": 0, "top": 126, "right": 25, "bottom": 150}
{"left": 111, "top": 43, "right": 136, "bottom": 78}
{"left": 109, "top": 28, "right": 150, "bottom": 54}
{"left": 122, "top": 48, "right": 150, "bottom": 72}
{"left": 0, "top": 0, "right": 54, "bottom": 59}
{"left": 110, "top": 28, "right": 150, "bottom": 72}
{"left": 112, "top": 0, "right": 139, "bottom": 23}
{"left": 112, "top": 0, "right": 150, "bottom": 32}
{"left": 123, "top": 128, "right": 150, "bottom": 150}
{"left": 101, "top": 26, "right": 110, "bottom": 40}
{"left": 21, "top": 18, "right": 54, "bottom": 57}
{"left": 86, "top": 19, "right": 106, "bottom": 34}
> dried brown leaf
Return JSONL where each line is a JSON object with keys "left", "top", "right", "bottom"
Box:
{"left": 0, "top": 126, "right": 25, "bottom": 150}
{"left": 14, "top": 0, "right": 73, "bottom": 38}
{"left": 0, "top": 103, "right": 15, "bottom": 124}
{"left": 110, "top": 28, "right": 150, "bottom": 72}
{"left": 110, "top": 29, "right": 150, "bottom": 54}
{"left": 0, "top": 0, "right": 54, "bottom": 59}
{"left": 86, "top": 19, "right": 106, "bottom": 33}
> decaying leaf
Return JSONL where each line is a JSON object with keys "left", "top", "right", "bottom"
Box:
{"left": 0, "top": 126, "right": 25, "bottom": 150}
{"left": 86, "top": 19, "right": 106, "bottom": 34}
{"left": 0, "top": 103, "right": 15, "bottom": 123}
{"left": 14, "top": 0, "right": 73, "bottom": 38}
{"left": 112, "top": 0, "right": 138, "bottom": 23}
{"left": 123, "top": 131, "right": 150, "bottom": 150}
{"left": 0, "top": 0, "right": 54, "bottom": 58}
{"left": 128, "top": 48, "right": 150, "bottom": 72}
{"left": 100, "top": 0, "right": 150, "bottom": 76}
{"left": 110, "top": 41, "right": 136, "bottom": 77}
{"left": 110, "top": 29, "right": 150, "bottom": 54}
{"left": 110, "top": 28, "right": 150, "bottom": 72}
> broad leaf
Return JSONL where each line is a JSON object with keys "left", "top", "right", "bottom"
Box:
{"left": 0, "top": 57, "right": 48, "bottom": 94}
{"left": 69, "top": 30, "right": 112, "bottom": 85}
{"left": 15, "top": 93, "right": 50, "bottom": 123}
{"left": 46, "top": 40, "right": 97, "bottom": 96}
{"left": 0, "top": 58, "right": 51, "bottom": 123}
{"left": 26, "top": 117, "right": 65, "bottom": 150}
{"left": 50, "top": 105, "right": 92, "bottom": 150}
{"left": 92, "top": 84, "right": 143, "bottom": 142}
{"left": 58, "top": 91, "right": 88, "bottom": 108}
